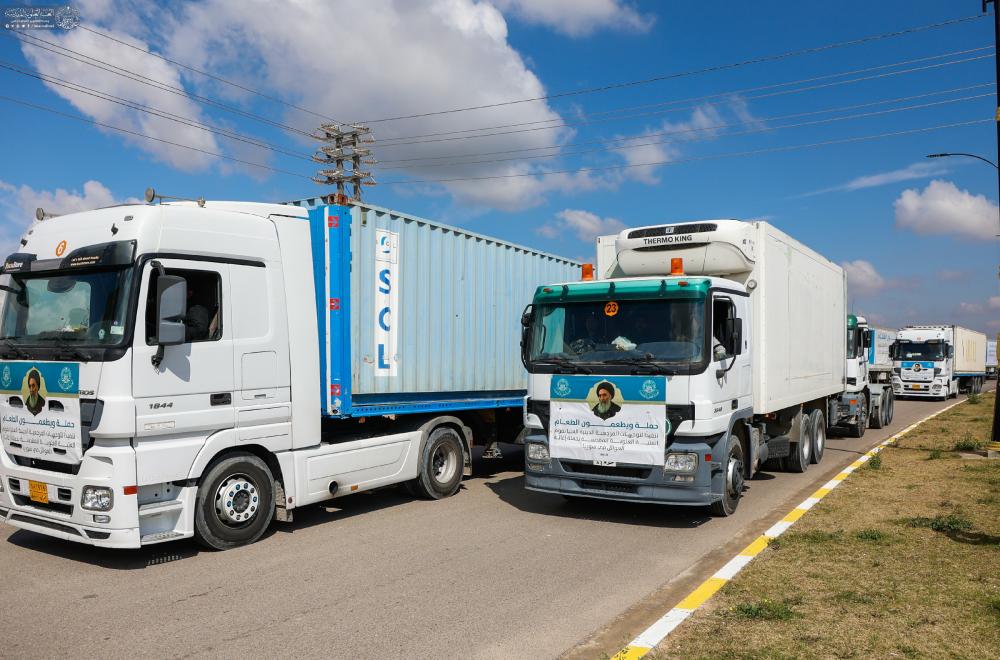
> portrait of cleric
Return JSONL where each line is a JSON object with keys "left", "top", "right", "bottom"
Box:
{"left": 591, "top": 381, "right": 622, "bottom": 421}
{"left": 25, "top": 369, "right": 45, "bottom": 417}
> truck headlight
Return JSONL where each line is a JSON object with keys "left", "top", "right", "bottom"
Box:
{"left": 664, "top": 452, "right": 698, "bottom": 473}
{"left": 527, "top": 443, "right": 550, "bottom": 461}
{"left": 81, "top": 486, "right": 114, "bottom": 511}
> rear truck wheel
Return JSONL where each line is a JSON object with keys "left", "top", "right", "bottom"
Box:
{"left": 710, "top": 434, "right": 745, "bottom": 517}
{"left": 194, "top": 453, "right": 275, "bottom": 550}
{"left": 848, "top": 393, "right": 867, "bottom": 438}
{"left": 809, "top": 409, "right": 825, "bottom": 464}
{"left": 783, "top": 414, "right": 811, "bottom": 473}
{"left": 884, "top": 390, "right": 894, "bottom": 425}
{"left": 870, "top": 396, "right": 883, "bottom": 429}
{"left": 409, "top": 426, "right": 465, "bottom": 499}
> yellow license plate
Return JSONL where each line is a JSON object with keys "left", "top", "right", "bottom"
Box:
{"left": 28, "top": 480, "right": 48, "bottom": 504}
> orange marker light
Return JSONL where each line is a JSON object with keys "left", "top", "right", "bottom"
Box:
{"left": 581, "top": 263, "right": 595, "bottom": 281}
{"left": 670, "top": 257, "right": 684, "bottom": 276}
{"left": 123, "top": 485, "right": 138, "bottom": 495}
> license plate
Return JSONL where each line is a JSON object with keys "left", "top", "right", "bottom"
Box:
{"left": 594, "top": 460, "right": 617, "bottom": 467}
{"left": 28, "top": 480, "right": 48, "bottom": 504}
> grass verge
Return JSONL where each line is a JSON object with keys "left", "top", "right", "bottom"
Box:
{"left": 654, "top": 391, "right": 1000, "bottom": 659}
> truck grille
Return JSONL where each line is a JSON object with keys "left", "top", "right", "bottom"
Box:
{"left": 562, "top": 461, "right": 651, "bottom": 479}
{"left": 13, "top": 494, "right": 74, "bottom": 516}
{"left": 581, "top": 480, "right": 638, "bottom": 494}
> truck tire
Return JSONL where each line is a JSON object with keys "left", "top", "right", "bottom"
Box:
{"left": 870, "top": 391, "right": 883, "bottom": 429}
{"left": 194, "top": 453, "right": 275, "bottom": 551}
{"left": 409, "top": 426, "right": 465, "bottom": 500}
{"left": 884, "top": 390, "right": 894, "bottom": 425}
{"left": 710, "top": 434, "right": 745, "bottom": 517}
{"left": 808, "top": 409, "right": 825, "bottom": 464}
{"left": 848, "top": 393, "right": 867, "bottom": 438}
{"left": 783, "top": 416, "right": 811, "bottom": 473}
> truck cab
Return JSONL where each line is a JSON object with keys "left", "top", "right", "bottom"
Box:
{"left": 892, "top": 326, "right": 955, "bottom": 400}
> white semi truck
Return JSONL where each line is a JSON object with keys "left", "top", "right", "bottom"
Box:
{"left": 891, "top": 325, "right": 987, "bottom": 399}
{"left": 0, "top": 195, "right": 579, "bottom": 549}
{"left": 841, "top": 317, "right": 895, "bottom": 432}
{"left": 521, "top": 220, "right": 853, "bottom": 515}
{"left": 987, "top": 340, "right": 997, "bottom": 380}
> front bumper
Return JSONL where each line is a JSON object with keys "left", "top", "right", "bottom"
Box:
{"left": 0, "top": 442, "right": 143, "bottom": 549}
{"left": 893, "top": 378, "right": 944, "bottom": 398}
{"left": 523, "top": 432, "right": 724, "bottom": 506}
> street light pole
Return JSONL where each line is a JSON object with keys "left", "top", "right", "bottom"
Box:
{"left": 988, "top": 0, "right": 1000, "bottom": 446}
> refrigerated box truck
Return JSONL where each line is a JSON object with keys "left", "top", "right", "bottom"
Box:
{"left": 987, "top": 340, "right": 997, "bottom": 379}
{"left": 521, "top": 220, "right": 850, "bottom": 515}
{"left": 892, "top": 325, "right": 987, "bottom": 399}
{"left": 0, "top": 196, "right": 579, "bottom": 549}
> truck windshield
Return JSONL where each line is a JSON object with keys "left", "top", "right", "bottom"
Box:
{"left": 528, "top": 298, "right": 706, "bottom": 367}
{"left": 896, "top": 341, "right": 946, "bottom": 361}
{"left": 0, "top": 268, "right": 134, "bottom": 347}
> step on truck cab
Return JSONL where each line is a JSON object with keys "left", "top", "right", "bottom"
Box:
{"left": 0, "top": 195, "right": 579, "bottom": 549}
{"left": 891, "top": 325, "right": 987, "bottom": 400}
{"left": 521, "top": 220, "right": 850, "bottom": 516}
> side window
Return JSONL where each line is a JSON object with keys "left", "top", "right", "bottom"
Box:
{"left": 712, "top": 297, "right": 736, "bottom": 358}
{"left": 145, "top": 268, "right": 222, "bottom": 344}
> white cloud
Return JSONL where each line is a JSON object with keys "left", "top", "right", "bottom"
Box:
{"left": 800, "top": 161, "right": 949, "bottom": 197}
{"left": 988, "top": 296, "right": 1000, "bottom": 310}
{"left": 841, "top": 259, "right": 888, "bottom": 297}
{"left": 539, "top": 208, "right": 625, "bottom": 242}
{"left": 492, "top": 0, "right": 654, "bottom": 37}
{"left": 0, "top": 179, "right": 140, "bottom": 255}
{"left": 19, "top": 13, "right": 222, "bottom": 171}
{"left": 894, "top": 180, "right": 998, "bottom": 240}
{"left": 959, "top": 302, "right": 984, "bottom": 314}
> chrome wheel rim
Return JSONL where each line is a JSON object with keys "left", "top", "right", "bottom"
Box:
{"left": 215, "top": 474, "right": 259, "bottom": 526}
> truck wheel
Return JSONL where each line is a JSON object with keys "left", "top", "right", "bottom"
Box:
{"left": 870, "top": 399, "right": 883, "bottom": 429}
{"left": 783, "top": 416, "right": 811, "bottom": 473}
{"left": 710, "top": 434, "right": 745, "bottom": 517}
{"left": 194, "top": 453, "right": 275, "bottom": 550}
{"left": 409, "top": 426, "right": 465, "bottom": 500}
{"left": 808, "top": 410, "right": 825, "bottom": 464}
{"left": 848, "top": 394, "right": 867, "bottom": 438}
{"left": 884, "top": 390, "right": 894, "bottom": 425}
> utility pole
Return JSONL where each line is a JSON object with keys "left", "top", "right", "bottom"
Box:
{"left": 988, "top": 0, "right": 1000, "bottom": 446}
{"left": 312, "top": 123, "right": 377, "bottom": 204}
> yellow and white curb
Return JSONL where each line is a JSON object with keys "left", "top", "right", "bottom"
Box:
{"left": 611, "top": 399, "right": 966, "bottom": 660}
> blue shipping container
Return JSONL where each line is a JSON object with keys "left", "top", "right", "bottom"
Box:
{"left": 293, "top": 200, "right": 580, "bottom": 418}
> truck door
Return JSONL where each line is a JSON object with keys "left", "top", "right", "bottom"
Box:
{"left": 132, "top": 259, "right": 235, "bottom": 483}
{"left": 711, "top": 293, "right": 751, "bottom": 413}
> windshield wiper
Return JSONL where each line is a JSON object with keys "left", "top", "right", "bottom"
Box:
{"left": 0, "top": 339, "right": 29, "bottom": 359}
{"left": 37, "top": 335, "right": 93, "bottom": 362}
{"left": 603, "top": 355, "right": 666, "bottom": 373}
{"left": 531, "top": 357, "right": 592, "bottom": 374}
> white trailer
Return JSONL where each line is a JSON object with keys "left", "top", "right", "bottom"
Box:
{"left": 892, "top": 325, "right": 987, "bottom": 399}
{"left": 523, "top": 220, "right": 848, "bottom": 516}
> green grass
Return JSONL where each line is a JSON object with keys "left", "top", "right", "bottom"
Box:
{"left": 967, "top": 392, "right": 982, "bottom": 405}
{"left": 865, "top": 452, "right": 883, "bottom": 470}
{"left": 954, "top": 432, "right": 984, "bottom": 452}
{"left": 726, "top": 598, "right": 800, "bottom": 621}
{"left": 926, "top": 448, "right": 943, "bottom": 460}
{"left": 901, "top": 514, "right": 974, "bottom": 533}
{"left": 855, "top": 528, "right": 887, "bottom": 542}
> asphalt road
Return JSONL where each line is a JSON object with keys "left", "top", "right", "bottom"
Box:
{"left": 0, "top": 389, "right": 990, "bottom": 659}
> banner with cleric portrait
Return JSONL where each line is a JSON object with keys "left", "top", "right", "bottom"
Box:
{"left": 548, "top": 375, "right": 668, "bottom": 466}
{"left": 0, "top": 361, "right": 82, "bottom": 464}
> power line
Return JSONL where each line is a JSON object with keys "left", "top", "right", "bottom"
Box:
{"left": 0, "top": 59, "right": 315, "bottom": 163}
{"left": 382, "top": 119, "right": 992, "bottom": 185}
{"left": 0, "top": 93, "right": 313, "bottom": 180}
{"left": 8, "top": 30, "right": 317, "bottom": 139}
{"left": 377, "top": 53, "right": 994, "bottom": 148}
{"left": 78, "top": 24, "right": 348, "bottom": 125}
{"left": 361, "top": 14, "right": 989, "bottom": 124}
{"left": 377, "top": 45, "right": 994, "bottom": 144}
{"left": 378, "top": 89, "right": 993, "bottom": 172}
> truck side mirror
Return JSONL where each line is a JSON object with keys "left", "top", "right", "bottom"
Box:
{"left": 155, "top": 275, "right": 187, "bottom": 347}
{"left": 888, "top": 342, "right": 896, "bottom": 359}
{"left": 731, "top": 318, "right": 743, "bottom": 355}
{"left": 863, "top": 329, "right": 872, "bottom": 348}
{"left": 520, "top": 304, "right": 533, "bottom": 369}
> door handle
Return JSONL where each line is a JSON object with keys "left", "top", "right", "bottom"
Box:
{"left": 210, "top": 393, "right": 232, "bottom": 406}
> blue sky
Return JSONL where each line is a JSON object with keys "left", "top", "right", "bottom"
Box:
{"left": 0, "top": 0, "right": 998, "bottom": 334}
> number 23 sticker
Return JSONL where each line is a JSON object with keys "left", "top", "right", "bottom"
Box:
{"left": 604, "top": 301, "right": 619, "bottom": 317}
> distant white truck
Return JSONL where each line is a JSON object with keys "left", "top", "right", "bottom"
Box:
{"left": 892, "top": 325, "right": 987, "bottom": 399}
{"left": 522, "top": 220, "right": 851, "bottom": 516}
{"left": 987, "top": 340, "right": 997, "bottom": 380}
{"left": 840, "top": 317, "right": 895, "bottom": 433}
